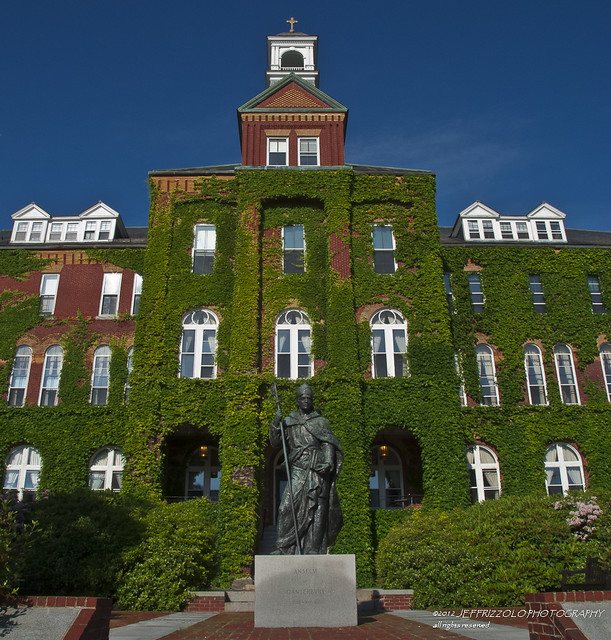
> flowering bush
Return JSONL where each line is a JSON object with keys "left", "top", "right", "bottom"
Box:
{"left": 554, "top": 496, "right": 602, "bottom": 541}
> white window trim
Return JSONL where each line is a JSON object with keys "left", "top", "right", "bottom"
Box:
{"left": 454, "top": 351, "right": 467, "bottom": 406}
{"left": 524, "top": 344, "right": 548, "bottom": 405}
{"left": 275, "top": 309, "right": 313, "bottom": 380}
{"left": 553, "top": 344, "right": 581, "bottom": 405}
{"left": 39, "top": 273, "right": 60, "bottom": 316}
{"left": 297, "top": 136, "right": 320, "bottom": 166}
{"left": 544, "top": 443, "right": 585, "bottom": 495}
{"left": 467, "top": 444, "right": 501, "bottom": 503}
{"left": 370, "top": 308, "right": 408, "bottom": 379}
{"left": 98, "top": 273, "right": 122, "bottom": 317}
{"left": 131, "top": 274, "right": 142, "bottom": 314}
{"left": 3, "top": 445, "right": 41, "bottom": 498}
{"left": 192, "top": 224, "right": 216, "bottom": 274}
{"left": 39, "top": 345, "right": 63, "bottom": 406}
{"left": 179, "top": 309, "right": 218, "bottom": 380}
{"left": 267, "top": 136, "right": 289, "bottom": 166}
{"left": 282, "top": 224, "right": 306, "bottom": 274}
{"left": 7, "top": 346, "right": 32, "bottom": 407}
{"left": 475, "top": 344, "right": 500, "bottom": 406}
{"left": 90, "top": 346, "right": 111, "bottom": 405}
{"left": 89, "top": 447, "right": 124, "bottom": 491}
{"left": 372, "top": 225, "right": 397, "bottom": 274}
{"left": 468, "top": 273, "right": 485, "bottom": 313}
{"left": 600, "top": 343, "right": 611, "bottom": 402}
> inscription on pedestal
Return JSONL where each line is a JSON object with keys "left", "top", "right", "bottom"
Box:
{"left": 254, "top": 554, "right": 357, "bottom": 628}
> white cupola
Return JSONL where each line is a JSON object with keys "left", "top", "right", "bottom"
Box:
{"left": 266, "top": 18, "right": 319, "bottom": 88}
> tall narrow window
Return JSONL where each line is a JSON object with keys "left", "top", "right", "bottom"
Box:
{"left": 283, "top": 225, "right": 305, "bottom": 274}
{"left": 454, "top": 351, "right": 467, "bottom": 406}
{"left": 554, "top": 344, "right": 580, "bottom": 404}
{"left": 99, "top": 273, "right": 122, "bottom": 316}
{"left": 89, "top": 447, "right": 124, "bottom": 491}
{"left": 131, "top": 274, "right": 142, "bottom": 314}
{"left": 39, "top": 345, "right": 63, "bottom": 406}
{"left": 180, "top": 309, "right": 218, "bottom": 379}
{"left": 587, "top": 276, "right": 606, "bottom": 314}
{"left": 372, "top": 225, "right": 396, "bottom": 274}
{"left": 370, "top": 309, "right": 408, "bottom": 378}
{"left": 524, "top": 344, "right": 548, "bottom": 405}
{"left": 192, "top": 224, "right": 216, "bottom": 274}
{"left": 535, "top": 221, "right": 548, "bottom": 240}
{"left": 267, "top": 137, "right": 288, "bottom": 166}
{"left": 369, "top": 445, "right": 404, "bottom": 508}
{"left": 475, "top": 344, "right": 499, "bottom": 406}
{"left": 468, "top": 273, "right": 485, "bottom": 313}
{"left": 529, "top": 275, "right": 546, "bottom": 313}
{"left": 125, "top": 347, "right": 134, "bottom": 403}
{"left": 7, "top": 346, "right": 32, "bottom": 407}
{"left": 3, "top": 446, "right": 41, "bottom": 498}
{"left": 185, "top": 446, "right": 221, "bottom": 500}
{"left": 466, "top": 445, "right": 501, "bottom": 503}
{"left": 600, "top": 343, "right": 611, "bottom": 402}
{"left": 544, "top": 443, "right": 585, "bottom": 495}
{"left": 443, "top": 272, "right": 453, "bottom": 313}
{"left": 91, "top": 346, "right": 111, "bottom": 405}
{"left": 275, "top": 309, "right": 312, "bottom": 379}
{"left": 298, "top": 137, "right": 319, "bottom": 166}
{"left": 39, "top": 273, "right": 59, "bottom": 315}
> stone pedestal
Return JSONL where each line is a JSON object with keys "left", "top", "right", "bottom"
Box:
{"left": 254, "top": 554, "right": 358, "bottom": 628}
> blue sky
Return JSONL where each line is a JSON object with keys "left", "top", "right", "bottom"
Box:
{"left": 1, "top": 1, "right": 609, "bottom": 231}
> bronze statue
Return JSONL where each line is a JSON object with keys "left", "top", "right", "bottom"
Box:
{"left": 270, "top": 382, "right": 343, "bottom": 555}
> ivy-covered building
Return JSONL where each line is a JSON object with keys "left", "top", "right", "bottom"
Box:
{"left": 1, "top": 27, "right": 610, "bottom": 587}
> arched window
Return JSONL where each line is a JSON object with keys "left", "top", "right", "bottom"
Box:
{"left": 369, "top": 445, "right": 404, "bottom": 508}
{"left": 8, "top": 346, "right": 32, "bottom": 407}
{"left": 281, "top": 50, "right": 304, "bottom": 69}
{"left": 3, "top": 446, "right": 41, "bottom": 498}
{"left": 466, "top": 445, "right": 501, "bottom": 503}
{"left": 370, "top": 309, "right": 407, "bottom": 378}
{"left": 475, "top": 344, "right": 499, "bottom": 406}
{"left": 554, "top": 344, "right": 580, "bottom": 404}
{"left": 180, "top": 309, "right": 218, "bottom": 379}
{"left": 185, "top": 446, "right": 221, "bottom": 501}
{"left": 275, "top": 309, "right": 312, "bottom": 379}
{"left": 544, "top": 443, "right": 585, "bottom": 495}
{"left": 524, "top": 344, "right": 548, "bottom": 405}
{"left": 39, "top": 345, "right": 63, "bottom": 406}
{"left": 91, "top": 346, "right": 111, "bottom": 405}
{"left": 89, "top": 447, "right": 124, "bottom": 491}
{"left": 599, "top": 343, "right": 611, "bottom": 401}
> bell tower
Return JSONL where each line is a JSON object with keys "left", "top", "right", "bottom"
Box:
{"left": 266, "top": 18, "right": 319, "bottom": 88}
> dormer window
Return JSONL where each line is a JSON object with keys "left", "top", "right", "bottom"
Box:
{"left": 99, "top": 220, "right": 112, "bottom": 240}
{"left": 84, "top": 221, "right": 96, "bottom": 240}
{"left": 66, "top": 223, "right": 78, "bottom": 241}
{"left": 48, "top": 223, "right": 63, "bottom": 242}
{"left": 467, "top": 221, "right": 480, "bottom": 239}
{"left": 268, "top": 138, "right": 288, "bottom": 166}
{"left": 482, "top": 221, "right": 495, "bottom": 239}
{"left": 29, "top": 222, "right": 43, "bottom": 242}
{"left": 14, "top": 222, "right": 28, "bottom": 242}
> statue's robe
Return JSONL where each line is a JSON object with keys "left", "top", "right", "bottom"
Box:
{"left": 270, "top": 410, "right": 343, "bottom": 554}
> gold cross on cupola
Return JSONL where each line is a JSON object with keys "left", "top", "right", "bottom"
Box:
{"left": 286, "top": 17, "right": 298, "bottom": 33}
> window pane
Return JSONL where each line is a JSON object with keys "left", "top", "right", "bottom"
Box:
{"left": 373, "top": 251, "right": 395, "bottom": 274}
{"left": 372, "top": 226, "right": 393, "bottom": 249}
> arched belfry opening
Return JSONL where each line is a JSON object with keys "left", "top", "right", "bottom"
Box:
{"left": 281, "top": 50, "right": 304, "bottom": 69}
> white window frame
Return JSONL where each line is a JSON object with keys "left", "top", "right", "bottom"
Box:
{"left": 369, "top": 445, "right": 404, "bottom": 509}
{"left": 282, "top": 225, "right": 306, "bottom": 274}
{"left": 467, "top": 220, "right": 481, "bottom": 239}
{"left": 131, "top": 274, "right": 142, "bottom": 314}
{"left": 524, "top": 344, "right": 548, "bottom": 405}
{"left": 467, "top": 445, "right": 501, "bottom": 503}
{"left": 125, "top": 346, "right": 134, "bottom": 403}
{"left": 587, "top": 275, "right": 606, "bottom": 314}
{"left": 29, "top": 222, "right": 44, "bottom": 242}
{"left": 370, "top": 309, "right": 408, "bottom": 378}
{"left": 7, "top": 346, "right": 32, "bottom": 407}
{"left": 192, "top": 224, "right": 216, "bottom": 274}
{"left": 468, "top": 273, "right": 485, "bottom": 313}
{"left": 600, "top": 343, "right": 611, "bottom": 402}
{"left": 48, "top": 222, "right": 64, "bottom": 242}
{"left": 454, "top": 351, "right": 467, "bottom": 406}
{"left": 185, "top": 446, "right": 221, "bottom": 500}
{"left": 99, "top": 273, "right": 122, "bottom": 317}
{"left": 39, "top": 273, "right": 60, "bottom": 316}
{"left": 298, "top": 137, "right": 319, "bottom": 166}
{"left": 179, "top": 309, "right": 218, "bottom": 379}
{"left": 84, "top": 221, "right": 97, "bottom": 240}
{"left": 3, "top": 446, "right": 41, "bottom": 498}
{"left": 267, "top": 137, "right": 288, "bottom": 166}
{"left": 89, "top": 447, "right": 124, "bottom": 491}
{"left": 554, "top": 344, "right": 580, "bottom": 405}
{"left": 275, "top": 309, "right": 313, "bottom": 379}
{"left": 476, "top": 344, "right": 499, "bottom": 406}
{"left": 39, "top": 345, "right": 63, "bottom": 406}
{"left": 91, "top": 345, "right": 111, "bottom": 405}
{"left": 372, "top": 225, "right": 397, "bottom": 274}
{"left": 13, "top": 221, "right": 30, "bottom": 242}
{"left": 529, "top": 275, "right": 546, "bottom": 313}
{"left": 544, "top": 443, "right": 585, "bottom": 495}
{"left": 65, "top": 222, "right": 79, "bottom": 241}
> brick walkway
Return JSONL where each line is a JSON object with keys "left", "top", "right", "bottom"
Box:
{"left": 158, "top": 612, "right": 476, "bottom": 640}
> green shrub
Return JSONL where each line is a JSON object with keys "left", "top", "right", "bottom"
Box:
{"left": 376, "top": 494, "right": 606, "bottom": 608}
{"left": 22, "top": 490, "right": 150, "bottom": 597}
{"left": 116, "top": 499, "right": 218, "bottom": 611}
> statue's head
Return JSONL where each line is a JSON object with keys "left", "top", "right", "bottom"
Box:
{"left": 296, "top": 382, "right": 313, "bottom": 399}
